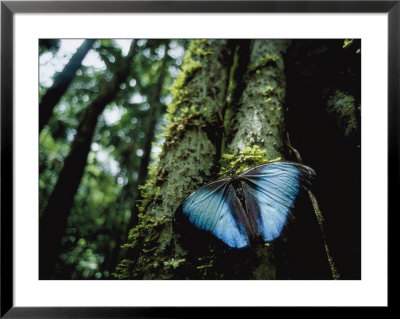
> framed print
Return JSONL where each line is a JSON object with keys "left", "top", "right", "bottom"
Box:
{"left": 1, "top": 0, "right": 395, "bottom": 317}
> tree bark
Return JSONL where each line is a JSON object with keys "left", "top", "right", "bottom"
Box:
{"left": 39, "top": 41, "right": 136, "bottom": 279}
{"left": 39, "top": 39, "right": 96, "bottom": 133}
{"left": 115, "top": 39, "right": 233, "bottom": 279}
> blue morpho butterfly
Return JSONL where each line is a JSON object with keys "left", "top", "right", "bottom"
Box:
{"left": 175, "top": 161, "right": 315, "bottom": 249}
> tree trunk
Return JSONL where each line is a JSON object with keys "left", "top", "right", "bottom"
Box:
{"left": 229, "top": 40, "right": 290, "bottom": 159}
{"left": 39, "top": 41, "right": 136, "bottom": 279}
{"left": 115, "top": 39, "right": 233, "bottom": 279}
{"left": 39, "top": 39, "right": 96, "bottom": 133}
{"left": 221, "top": 40, "right": 291, "bottom": 279}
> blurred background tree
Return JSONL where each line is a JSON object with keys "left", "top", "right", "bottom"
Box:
{"left": 39, "top": 38, "right": 360, "bottom": 280}
{"left": 39, "top": 39, "right": 96, "bottom": 133}
{"left": 39, "top": 39, "right": 186, "bottom": 279}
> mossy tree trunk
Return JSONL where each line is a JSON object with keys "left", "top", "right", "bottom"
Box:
{"left": 115, "top": 39, "right": 234, "bottom": 279}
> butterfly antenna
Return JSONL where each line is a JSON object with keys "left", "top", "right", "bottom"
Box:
{"left": 286, "top": 132, "right": 303, "bottom": 162}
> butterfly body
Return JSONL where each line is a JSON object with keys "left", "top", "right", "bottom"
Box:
{"left": 230, "top": 172, "right": 244, "bottom": 202}
{"left": 176, "top": 161, "right": 315, "bottom": 249}
{"left": 228, "top": 174, "right": 263, "bottom": 247}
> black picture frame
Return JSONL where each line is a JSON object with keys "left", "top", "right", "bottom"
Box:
{"left": 1, "top": 0, "right": 395, "bottom": 317}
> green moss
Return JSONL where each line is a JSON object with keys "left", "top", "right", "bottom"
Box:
{"left": 326, "top": 90, "right": 358, "bottom": 137}
{"left": 192, "top": 46, "right": 214, "bottom": 57}
{"left": 265, "top": 85, "right": 275, "bottom": 93}
{"left": 163, "top": 258, "right": 186, "bottom": 269}
{"left": 219, "top": 145, "right": 281, "bottom": 177}
{"left": 247, "top": 53, "right": 279, "bottom": 75}
{"left": 160, "top": 111, "right": 218, "bottom": 156}
{"left": 170, "top": 58, "right": 202, "bottom": 95}
{"left": 113, "top": 212, "right": 174, "bottom": 279}
{"left": 195, "top": 255, "right": 215, "bottom": 277}
{"left": 343, "top": 39, "right": 354, "bottom": 49}
{"left": 113, "top": 146, "right": 177, "bottom": 279}
{"left": 167, "top": 40, "right": 218, "bottom": 118}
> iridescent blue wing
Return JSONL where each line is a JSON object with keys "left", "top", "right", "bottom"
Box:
{"left": 181, "top": 180, "right": 250, "bottom": 248}
{"left": 240, "top": 161, "right": 315, "bottom": 242}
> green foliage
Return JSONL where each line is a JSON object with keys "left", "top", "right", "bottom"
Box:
{"left": 39, "top": 39, "right": 60, "bottom": 56}
{"left": 39, "top": 128, "right": 71, "bottom": 216}
{"left": 39, "top": 39, "right": 182, "bottom": 279}
{"left": 325, "top": 89, "right": 359, "bottom": 137}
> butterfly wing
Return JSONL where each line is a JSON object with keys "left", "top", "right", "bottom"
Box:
{"left": 180, "top": 180, "right": 250, "bottom": 248}
{"left": 240, "top": 161, "right": 315, "bottom": 242}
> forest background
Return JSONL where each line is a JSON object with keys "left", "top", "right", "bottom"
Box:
{"left": 39, "top": 39, "right": 360, "bottom": 280}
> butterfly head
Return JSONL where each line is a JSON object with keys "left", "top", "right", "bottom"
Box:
{"left": 225, "top": 168, "right": 240, "bottom": 181}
